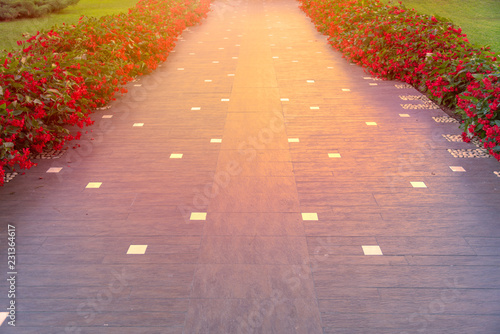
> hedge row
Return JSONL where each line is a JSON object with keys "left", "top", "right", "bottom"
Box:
{"left": 0, "top": 0, "right": 210, "bottom": 185}
{"left": 299, "top": 0, "right": 500, "bottom": 160}
{"left": 0, "top": 0, "right": 80, "bottom": 20}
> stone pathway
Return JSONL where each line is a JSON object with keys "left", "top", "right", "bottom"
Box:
{"left": 1, "top": 0, "right": 500, "bottom": 333}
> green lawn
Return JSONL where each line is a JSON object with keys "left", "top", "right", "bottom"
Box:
{"left": 381, "top": 0, "right": 500, "bottom": 54}
{"left": 0, "top": 0, "right": 140, "bottom": 51}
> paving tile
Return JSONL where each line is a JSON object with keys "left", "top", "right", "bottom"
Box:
{"left": 191, "top": 264, "right": 272, "bottom": 299}
{"left": 362, "top": 245, "right": 383, "bottom": 256}
{"left": 199, "top": 236, "right": 309, "bottom": 264}
{"left": 228, "top": 87, "right": 282, "bottom": 112}
{"left": 207, "top": 176, "right": 300, "bottom": 212}
{"left": 203, "top": 212, "right": 305, "bottom": 236}
{"left": 126, "top": 245, "right": 148, "bottom": 254}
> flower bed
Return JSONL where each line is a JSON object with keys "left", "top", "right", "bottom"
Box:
{"left": 0, "top": 0, "right": 210, "bottom": 185}
{"left": 299, "top": 0, "right": 500, "bottom": 160}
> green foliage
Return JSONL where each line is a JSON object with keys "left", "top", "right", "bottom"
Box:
{"left": 379, "top": 0, "right": 500, "bottom": 54}
{"left": 0, "top": 0, "right": 141, "bottom": 51}
{"left": 0, "top": 0, "right": 80, "bottom": 20}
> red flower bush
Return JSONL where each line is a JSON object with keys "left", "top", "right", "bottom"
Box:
{"left": 299, "top": 0, "right": 500, "bottom": 160}
{"left": 0, "top": 0, "right": 211, "bottom": 185}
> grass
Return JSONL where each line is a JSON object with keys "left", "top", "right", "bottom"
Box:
{"left": 0, "top": 0, "right": 140, "bottom": 51}
{"left": 380, "top": 0, "right": 500, "bottom": 54}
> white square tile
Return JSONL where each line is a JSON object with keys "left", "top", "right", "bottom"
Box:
{"left": 133, "top": 123, "right": 144, "bottom": 127}
{"left": 46, "top": 167, "right": 63, "bottom": 173}
{"left": 191, "top": 107, "right": 201, "bottom": 111}
{"left": 362, "top": 245, "right": 383, "bottom": 255}
{"left": 210, "top": 138, "right": 222, "bottom": 143}
{"left": 0, "top": 312, "right": 8, "bottom": 326}
{"left": 328, "top": 153, "right": 341, "bottom": 158}
{"left": 316, "top": 51, "right": 322, "bottom": 54}
{"left": 306, "top": 80, "right": 315, "bottom": 83}
{"left": 292, "top": 60, "right": 299, "bottom": 63}
{"left": 212, "top": 61, "right": 219, "bottom": 64}
{"left": 102, "top": 115, "right": 113, "bottom": 119}
{"left": 134, "top": 84, "right": 142, "bottom": 87}
{"left": 363, "top": 77, "right": 373, "bottom": 79}
{"left": 190, "top": 212, "right": 207, "bottom": 220}
{"left": 450, "top": 166, "right": 466, "bottom": 172}
{"left": 227, "top": 74, "right": 235, "bottom": 77}
{"left": 177, "top": 68, "right": 184, "bottom": 70}
{"left": 369, "top": 83, "right": 378, "bottom": 86}
{"left": 221, "top": 98, "right": 230, "bottom": 102}
{"left": 218, "top": 47, "right": 225, "bottom": 50}
{"left": 327, "top": 66, "right": 334, "bottom": 69}
{"left": 280, "top": 98, "right": 289, "bottom": 102}
{"left": 272, "top": 56, "right": 279, "bottom": 59}
{"left": 170, "top": 153, "right": 183, "bottom": 159}
{"left": 86, "top": 182, "right": 102, "bottom": 189}
{"left": 204, "top": 80, "right": 213, "bottom": 82}
{"left": 288, "top": 138, "right": 300, "bottom": 143}
{"left": 127, "top": 245, "right": 148, "bottom": 254}
{"left": 399, "top": 114, "right": 410, "bottom": 117}
{"left": 366, "top": 122, "right": 377, "bottom": 126}
{"left": 301, "top": 212, "right": 318, "bottom": 221}
{"left": 310, "top": 106, "right": 320, "bottom": 110}
{"left": 235, "top": 44, "right": 240, "bottom": 47}
{"left": 232, "top": 57, "right": 238, "bottom": 59}
{"left": 411, "top": 181, "right": 427, "bottom": 188}
{"left": 342, "top": 89, "right": 351, "bottom": 92}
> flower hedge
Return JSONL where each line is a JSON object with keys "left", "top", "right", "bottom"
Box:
{"left": 0, "top": 0, "right": 210, "bottom": 185}
{"left": 299, "top": 0, "right": 500, "bottom": 160}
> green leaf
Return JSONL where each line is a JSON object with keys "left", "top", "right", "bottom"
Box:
{"left": 458, "top": 95, "right": 475, "bottom": 101}
{"left": 12, "top": 109, "right": 23, "bottom": 116}
{"left": 471, "top": 73, "right": 484, "bottom": 80}
{"left": 493, "top": 146, "right": 500, "bottom": 153}
{"left": 46, "top": 89, "right": 61, "bottom": 95}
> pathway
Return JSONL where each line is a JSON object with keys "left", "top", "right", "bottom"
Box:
{"left": 1, "top": 0, "right": 500, "bottom": 333}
